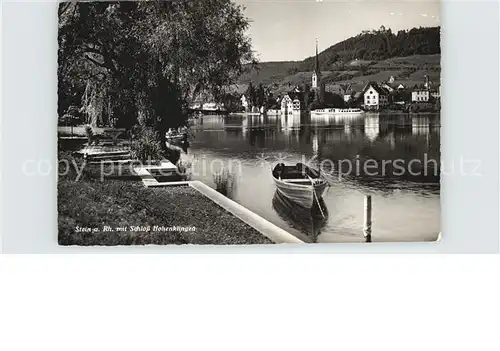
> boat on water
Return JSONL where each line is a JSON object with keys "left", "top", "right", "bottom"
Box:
{"left": 266, "top": 109, "right": 281, "bottom": 115}
{"left": 311, "top": 108, "right": 365, "bottom": 116}
{"left": 272, "top": 163, "right": 329, "bottom": 209}
{"left": 232, "top": 112, "right": 262, "bottom": 116}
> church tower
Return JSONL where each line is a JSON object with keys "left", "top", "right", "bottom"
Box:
{"left": 312, "top": 39, "right": 321, "bottom": 89}
{"left": 312, "top": 39, "right": 324, "bottom": 104}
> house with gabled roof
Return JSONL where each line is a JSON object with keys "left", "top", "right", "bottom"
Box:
{"left": 363, "top": 81, "right": 390, "bottom": 110}
{"left": 381, "top": 82, "right": 395, "bottom": 93}
{"left": 411, "top": 84, "right": 430, "bottom": 102}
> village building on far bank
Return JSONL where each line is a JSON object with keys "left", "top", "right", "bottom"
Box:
{"left": 344, "top": 91, "right": 353, "bottom": 103}
{"left": 240, "top": 94, "right": 249, "bottom": 111}
{"left": 281, "top": 91, "right": 302, "bottom": 113}
{"left": 430, "top": 85, "right": 441, "bottom": 100}
{"left": 412, "top": 88, "right": 430, "bottom": 102}
{"left": 293, "top": 98, "right": 301, "bottom": 111}
{"left": 381, "top": 82, "right": 395, "bottom": 93}
{"left": 280, "top": 94, "right": 294, "bottom": 115}
{"left": 411, "top": 74, "right": 441, "bottom": 103}
{"left": 363, "top": 82, "right": 390, "bottom": 110}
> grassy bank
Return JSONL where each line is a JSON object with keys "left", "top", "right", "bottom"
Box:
{"left": 58, "top": 153, "right": 273, "bottom": 245}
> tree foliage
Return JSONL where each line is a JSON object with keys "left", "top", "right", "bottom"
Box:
{"left": 245, "top": 82, "right": 256, "bottom": 106}
{"left": 297, "top": 26, "right": 440, "bottom": 70}
{"left": 256, "top": 83, "right": 266, "bottom": 107}
{"left": 58, "top": 0, "right": 254, "bottom": 134}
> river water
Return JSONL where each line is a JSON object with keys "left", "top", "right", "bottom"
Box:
{"left": 186, "top": 112, "right": 440, "bottom": 243}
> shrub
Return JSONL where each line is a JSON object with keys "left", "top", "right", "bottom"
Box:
{"left": 130, "top": 127, "right": 164, "bottom": 163}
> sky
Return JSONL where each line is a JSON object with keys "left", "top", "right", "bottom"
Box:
{"left": 234, "top": 0, "right": 441, "bottom": 62}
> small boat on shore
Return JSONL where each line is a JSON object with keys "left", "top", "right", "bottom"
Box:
{"left": 272, "top": 163, "right": 329, "bottom": 209}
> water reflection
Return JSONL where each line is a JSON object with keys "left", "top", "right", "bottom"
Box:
{"left": 281, "top": 112, "right": 301, "bottom": 144}
{"left": 412, "top": 116, "right": 430, "bottom": 135}
{"left": 271, "top": 190, "right": 328, "bottom": 243}
{"left": 191, "top": 113, "right": 440, "bottom": 184}
{"left": 364, "top": 115, "right": 380, "bottom": 142}
{"left": 188, "top": 112, "right": 440, "bottom": 242}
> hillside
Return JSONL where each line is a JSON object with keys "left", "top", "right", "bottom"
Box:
{"left": 300, "top": 26, "right": 440, "bottom": 71}
{"left": 236, "top": 26, "right": 441, "bottom": 93}
{"left": 235, "top": 54, "right": 441, "bottom": 96}
{"left": 237, "top": 61, "right": 299, "bottom": 86}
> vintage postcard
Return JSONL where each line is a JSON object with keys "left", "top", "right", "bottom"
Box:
{"left": 57, "top": 0, "right": 441, "bottom": 245}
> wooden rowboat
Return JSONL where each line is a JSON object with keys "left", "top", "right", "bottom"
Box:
{"left": 272, "top": 163, "right": 329, "bottom": 209}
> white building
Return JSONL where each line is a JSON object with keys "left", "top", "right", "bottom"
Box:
{"left": 240, "top": 95, "right": 249, "bottom": 111}
{"left": 363, "top": 83, "right": 389, "bottom": 110}
{"left": 412, "top": 90, "right": 430, "bottom": 102}
{"left": 280, "top": 95, "right": 294, "bottom": 115}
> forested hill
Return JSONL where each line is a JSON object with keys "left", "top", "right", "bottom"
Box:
{"left": 238, "top": 26, "right": 440, "bottom": 85}
{"left": 300, "top": 26, "right": 441, "bottom": 71}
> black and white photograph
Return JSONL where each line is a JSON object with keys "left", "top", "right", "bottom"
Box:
{"left": 57, "top": 0, "right": 441, "bottom": 245}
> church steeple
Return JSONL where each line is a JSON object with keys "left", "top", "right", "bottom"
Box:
{"left": 312, "top": 39, "right": 321, "bottom": 90}
{"left": 315, "top": 38, "right": 320, "bottom": 75}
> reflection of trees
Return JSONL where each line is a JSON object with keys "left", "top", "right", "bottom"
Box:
{"left": 192, "top": 113, "right": 441, "bottom": 189}
{"left": 196, "top": 115, "right": 225, "bottom": 130}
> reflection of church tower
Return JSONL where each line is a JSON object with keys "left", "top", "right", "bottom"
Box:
{"left": 312, "top": 132, "right": 319, "bottom": 155}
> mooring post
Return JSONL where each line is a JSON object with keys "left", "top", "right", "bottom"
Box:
{"left": 363, "top": 195, "right": 372, "bottom": 243}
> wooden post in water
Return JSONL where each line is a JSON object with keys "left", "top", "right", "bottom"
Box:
{"left": 363, "top": 195, "right": 372, "bottom": 243}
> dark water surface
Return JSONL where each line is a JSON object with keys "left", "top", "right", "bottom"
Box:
{"left": 186, "top": 112, "right": 440, "bottom": 243}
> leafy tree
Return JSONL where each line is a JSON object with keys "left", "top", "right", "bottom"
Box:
{"left": 256, "top": 83, "right": 265, "bottom": 107}
{"left": 323, "top": 92, "right": 345, "bottom": 108}
{"left": 245, "top": 82, "right": 257, "bottom": 107}
{"left": 220, "top": 92, "right": 241, "bottom": 113}
{"left": 58, "top": 0, "right": 255, "bottom": 135}
{"left": 355, "top": 48, "right": 366, "bottom": 60}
